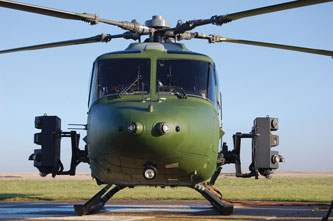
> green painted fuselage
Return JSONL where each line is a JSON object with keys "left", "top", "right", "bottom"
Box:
{"left": 87, "top": 42, "right": 223, "bottom": 186}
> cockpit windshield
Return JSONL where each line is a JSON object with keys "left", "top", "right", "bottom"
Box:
{"left": 89, "top": 57, "right": 218, "bottom": 106}
{"left": 156, "top": 59, "right": 211, "bottom": 99}
{"left": 90, "top": 58, "right": 150, "bottom": 103}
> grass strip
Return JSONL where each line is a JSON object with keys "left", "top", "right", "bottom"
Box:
{"left": 0, "top": 177, "right": 332, "bottom": 202}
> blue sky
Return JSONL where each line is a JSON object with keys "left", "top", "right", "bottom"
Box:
{"left": 0, "top": 0, "right": 332, "bottom": 172}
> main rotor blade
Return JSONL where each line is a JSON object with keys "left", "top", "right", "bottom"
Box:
{"left": 194, "top": 34, "right": 333, "bottom": 57}
{"left": 0, "top": 34, "right": 116, "bottom": 54}
{"left": 220, "top": 38, "right": 333, "bottom": 57}
{"left": 172, "top": 0, "right": 332, "bottom": 33}
{"left": 0, "top": 0, "right": 107, "bottom": 25}
{"left": 223, "top": 0, "right": 333, "bottom": 22}
{"left": 0, "top": 0, "right": 152, "bottom": 33}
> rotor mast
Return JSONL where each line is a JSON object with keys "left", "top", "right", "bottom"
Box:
{"left": 144, "top": 15, "right": 171, "bottom": 43}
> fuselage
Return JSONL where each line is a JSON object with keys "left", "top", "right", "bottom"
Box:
{"left": 86, "top": 42, "right": 223, "bottom": 186}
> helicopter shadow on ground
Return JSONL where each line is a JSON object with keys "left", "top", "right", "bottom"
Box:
{"left": 0, "top": 193, "right": 52, "bottom": 201}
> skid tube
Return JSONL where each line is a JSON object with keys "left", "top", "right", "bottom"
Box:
{"left": 194, "top": 183, "right": 234, "bottom": 215}
{"left": 74, "top": 184, "right": 126, "bottom": 216}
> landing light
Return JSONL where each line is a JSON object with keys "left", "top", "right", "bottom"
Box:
{"left": 143, "top": 166, "right": 157, "bottom": 180}
{"left": 161, "top": 123, "right": 169, "bottom": 134}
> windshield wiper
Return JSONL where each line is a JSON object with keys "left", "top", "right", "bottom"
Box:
{"left": 118, "top": 74, "right": 142, "bottom": 98}
{"left": 167, "top": 73, "right": 187, "bottom": 99}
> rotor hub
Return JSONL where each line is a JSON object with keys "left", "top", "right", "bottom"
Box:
{"left": 145, "top": 15, "right": 170, "bottom": 29}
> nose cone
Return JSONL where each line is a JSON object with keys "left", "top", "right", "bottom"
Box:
{"left": 88, "top": 100, "right": 189, "bottom": 162}
{"left": 87, "top": 97, "right": 219, "bottom": 185}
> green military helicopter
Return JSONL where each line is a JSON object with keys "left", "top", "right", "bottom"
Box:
{"left": 1, "top": 0, "right": 333, "bottom": 216}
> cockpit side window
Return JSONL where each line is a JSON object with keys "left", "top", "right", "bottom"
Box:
{"left": 88, "top": 61, "right": 98, "bottom": 107}
{"left": 208, "top": 63, "right": 217, "bottom": 107}
{"left": 89, "top": 58, "right": 150, "bottom": 105}
{"left": 214, "top": 64, "right": 222, "bottom": 110}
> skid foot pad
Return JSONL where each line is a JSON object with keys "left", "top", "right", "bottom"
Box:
{"left": 194, "top": 183, "right": 234, "bottom": 215}
{"left": 74, "top": 205, "right": 87, "bottom": 216}
{"left": 74, "top": 201, "right": 104, "bottom": 216}
{"left": 211, "top": 200, "right": 234, "bottom": 215}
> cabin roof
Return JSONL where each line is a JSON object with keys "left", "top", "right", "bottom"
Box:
{"left": 99, "top": 42, "right": 207, "bottom": 57}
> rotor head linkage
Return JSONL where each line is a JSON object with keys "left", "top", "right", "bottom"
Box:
{"left": 173, "top": 16, "right": 229, "bottom": 34}
{"left": 116, "top": 20, "right": 153, "bottom": 34}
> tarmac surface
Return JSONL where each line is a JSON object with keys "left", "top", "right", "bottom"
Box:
{"left": 0, "top": 200, "right": 331, "bottom": 220}
{"left": 1, "top": 172, "right": 332, "bottom": 220}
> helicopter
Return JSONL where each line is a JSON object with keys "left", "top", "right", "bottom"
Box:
{"left": 1, "top": 0, "right": 333, "bottom": 216}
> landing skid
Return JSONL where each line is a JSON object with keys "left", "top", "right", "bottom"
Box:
{"left": 74, "top": 183, "right": 233, "bottom": 216}
{"left": 74, "top": 184, "right": 125, "bottom": 216}
{"left": 194, "top": 183, "right": 234, "bottom": 215}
